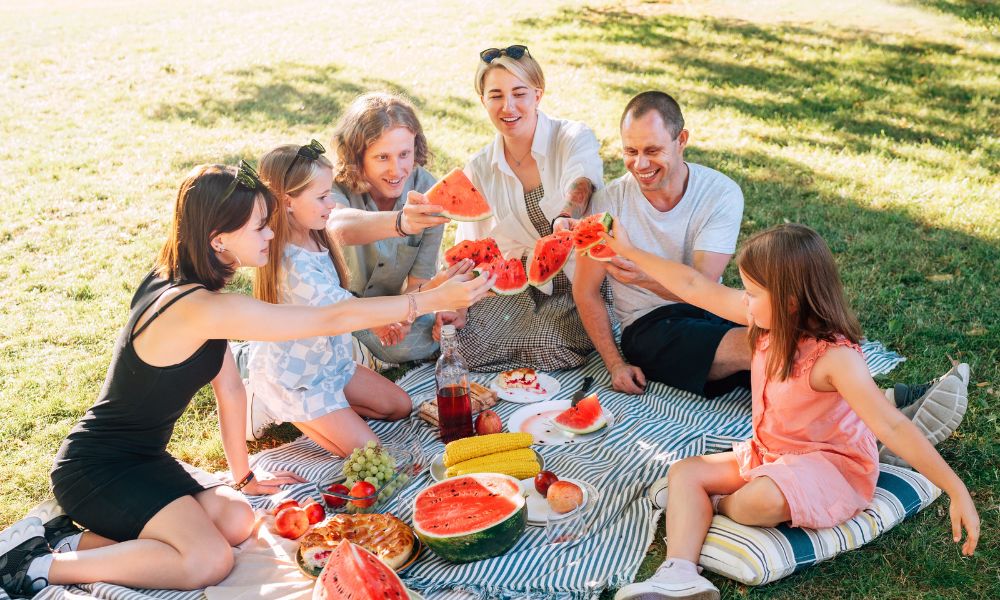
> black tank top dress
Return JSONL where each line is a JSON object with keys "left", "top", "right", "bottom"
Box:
{"left": 51, "top": 272, "right": 228, "bottom": 542}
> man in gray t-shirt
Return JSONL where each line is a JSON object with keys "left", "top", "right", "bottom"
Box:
{"left": 574, "top": 91, "right": 751, "bottom": 397}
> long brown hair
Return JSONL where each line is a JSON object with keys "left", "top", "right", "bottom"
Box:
{"left": 254, "top": 145, "right": 350, "bottom": 304}
{"left": 330, "top": 92, "right": 429, "bottom": 194}
{"left": 737, "top": 223, "right": 862, "bottom": 381}
{"left": 155, "top": 164, "right": 275, "bottom": 291}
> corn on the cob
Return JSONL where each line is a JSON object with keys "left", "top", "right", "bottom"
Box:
{"left": 447, "top": 455, "right": 541, "bottom": 480}
{"left": 443, "top": 432, "right": 533, "bottom": 467}
{"left": 444, "top": 448, "right": 537, "bottom": 477}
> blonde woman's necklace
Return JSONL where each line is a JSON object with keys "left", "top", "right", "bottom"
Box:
{"left": 507, "top": 145, "right": 532, "bottom": 167}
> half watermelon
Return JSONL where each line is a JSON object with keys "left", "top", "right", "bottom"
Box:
{"left": 585, "top": 243, "right": 617, "bottom": 262}
{"left": 476, "top": 257, "right": 529, "bottom": 295}
{"left": 573, "top": 212, "right": 614, "bottom": 251}
{"left": 553, "top": 393, "right": 608, "bottom": 434}
{"left": 313, "top": 541, "right": 408, "bottom": 600}
{"left": 527, "top": 230, "right": 574, "bottom": 287}
{"left": 412, "top": 473, "right": 527, "bottom": 563}
{"left": 426, "top": 168, "right": 492, "bottom": 222}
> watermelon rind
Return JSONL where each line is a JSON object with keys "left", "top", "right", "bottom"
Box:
{"left": 585, "top": 243, "right": 616, "bottom": 262}
{"left": 553, "top": 394, "right": 608, "bottom": 434}
{"left": 412, "top": 473, "right": 527, "bottom": 564}
{"left": 573, "top": 212, "right": 615, "bottom": 251}
{"left": 441, "top": 208, "right": 493, "bottom": 222}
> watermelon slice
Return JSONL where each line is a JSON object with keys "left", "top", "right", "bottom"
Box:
{"left": 585, "top": 243, "right": 617, "bottom": 262}
{"left": 314, "top": 541, "right": 407, "bottom": 600}
{"left": 553, "top": 393, "right": 607, "bottom": 434}
{"left": 573, "top": 212, "right": 614, "bottom": 251}
{"left": 412, "top": 473, "right": 527, "bottom": 563}
{"left": 426, "top": 168, "right": 492, "bottom": 222}
{"left": 476, "top": 257, "right": 528, "bottom": 295}
{"left": 527, "top": 230, "right": 574, "bottom": 287}
{"left": 443, "top": 237, "right": 501, "bottom": 268}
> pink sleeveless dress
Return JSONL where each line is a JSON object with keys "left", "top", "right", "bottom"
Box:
{"left": 733, "top": 334, "right": 879, "bottom": 529}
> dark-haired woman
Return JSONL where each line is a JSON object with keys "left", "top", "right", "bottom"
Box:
{"left": 0, "top": 163, "right": 492, "bottom": 597}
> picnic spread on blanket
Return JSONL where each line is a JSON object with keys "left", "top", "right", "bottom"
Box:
{"left": 25, "top": 342, "right": 908, "bottom": 600}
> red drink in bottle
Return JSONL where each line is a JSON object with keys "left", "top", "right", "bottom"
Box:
{"left": 435, "top": 325, "right": 473, "bottom": 443}
{"left": 437, "top": 385, "right": 472, "bottom": 443}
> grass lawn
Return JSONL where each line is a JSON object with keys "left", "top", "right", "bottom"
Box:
{"left": 1, "top": 0, "right": 996, "bottom": 597}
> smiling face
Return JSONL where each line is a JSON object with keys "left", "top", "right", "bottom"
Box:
{"left": 215, "top": 195, "right": 274, "bottom": 269}
{"left": 287, "top": 166, "right": 336, "bottom": 234}
{"left": 480, "top": 67, "right": 542, "bottom": 139}
{"left": 620, "top": 110, "right": 688, "bottom": 197}
{"left": 740, "top": 269, "right": 774, "bottom": 330}
{"left": 361, "top": 126, "right": 416, "bottom": 203}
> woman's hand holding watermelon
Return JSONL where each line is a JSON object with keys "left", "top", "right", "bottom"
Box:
{"left": 598, "top": 219, "right": 633, "bottom": 256}
{"left": 421, "top": 258, "right": 476, "bottom": 292}
{"left": 400, "top": 190, "right": 451, "bottom": 234}
{"left": 425, "top": 270, "right": 496, "bottom": 312}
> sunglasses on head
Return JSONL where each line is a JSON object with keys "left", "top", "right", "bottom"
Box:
{"left": 480, "top": 45, "right": 530, "bottom": 64}
{"left": 284, "top": 139, "right": 326, "bottom": 186}
{"left": 221, "top": 159, "right": 262, "bottom": 203}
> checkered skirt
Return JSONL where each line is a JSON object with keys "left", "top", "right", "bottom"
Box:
{"left": 456, "top": 185, "right": 599, "bottom": 372}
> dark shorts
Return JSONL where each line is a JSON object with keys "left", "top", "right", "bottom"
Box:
{"left": 51, "top": 454, "right": 224, "bottom": 542}
{"left": 621, "top": 303, "right": 750, "bottom": 398}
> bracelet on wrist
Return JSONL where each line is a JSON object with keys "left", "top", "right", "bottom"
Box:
{"left": 394, "top": 210, "right": 410, "bottom": 237}
{"left": 232, "top": 470, "right": 255, "bottom": 491}
{"left": 404, "top": 293, "right": 418, "bottom": 324}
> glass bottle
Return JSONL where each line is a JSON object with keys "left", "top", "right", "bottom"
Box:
{"left": 435, "top": 325, "right": 473, "bottom": 443}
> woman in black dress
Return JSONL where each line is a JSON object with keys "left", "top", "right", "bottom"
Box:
{"left": 0, "top": 162, "right": 492, "bottom": 597}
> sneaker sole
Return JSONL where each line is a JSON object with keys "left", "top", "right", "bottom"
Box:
{"left": 0, "top": 517, "right": 44, "bottom": 557}
{"left": 615, "top": 586, "right": 720, "bottom": 600}
{"left": 880, "top": 367, "right": 969, "bottom": 467}
{"left": 25, "top": 499, "right": 65, "bottom": 525}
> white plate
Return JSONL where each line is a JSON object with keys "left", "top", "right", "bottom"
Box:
{"left": 520, "top": 477, "right": 595, "bottom": 526}
{"left": 489, "top": 372, "right": 561, "bottom": 404}
{"left": 507, "top": 400, "right": 613, "bottom": 446}
{"left": 429, "top": 448, "right": 545, "bottom": 482}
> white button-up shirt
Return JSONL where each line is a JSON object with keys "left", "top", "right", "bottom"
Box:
{"left": 457, "top": 111, "right": 603, "bottom": 292}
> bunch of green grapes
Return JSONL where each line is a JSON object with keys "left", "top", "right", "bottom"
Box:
{"left": 341, "top": 441, "right": 411, "bottom": 512}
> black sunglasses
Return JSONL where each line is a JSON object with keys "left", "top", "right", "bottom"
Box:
{"left": 480, "top": 45, "right": 530, "bottom": 64}
{"left": 221, "top": 159, "right": 262, "bottom": 202}
{"left": 284, "top": 139, "right": 326, "bottom": 186}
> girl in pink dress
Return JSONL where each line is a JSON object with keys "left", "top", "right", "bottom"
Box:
{"left": 605, "top": 223, "right": 979, "bottom": 600}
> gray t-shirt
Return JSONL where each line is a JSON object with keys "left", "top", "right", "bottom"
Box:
{"left": 591, "top": 163, "right": 744, "bottom": 328}
{"left": 331, "top": 166, "right": 444, "bottom": 298}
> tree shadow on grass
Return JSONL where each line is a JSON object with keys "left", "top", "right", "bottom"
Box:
{"left": 151, "top": 62, "right": 473, "bottom": 169}
{"left": 521, "top": 6, "right": 998, "bottom": 175}
{"left": 909, "top": 0, "right": 1000, "bottom": 27}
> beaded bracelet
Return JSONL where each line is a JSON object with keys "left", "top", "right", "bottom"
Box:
{"left": 232, "top": 470, "right": 255, "bottom": 491}
{"left": 404, "top": 293, "right": 418, "bottom": 324}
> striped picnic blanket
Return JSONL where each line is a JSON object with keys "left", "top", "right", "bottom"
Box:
{"left": 29, "top": 341, "right": 904, "bottom": 600}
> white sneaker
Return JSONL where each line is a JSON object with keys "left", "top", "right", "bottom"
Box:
{"left": 615, "top": 560, "right": 720, "bottom": 600}
{"left": 245, "top": 385, "right": 280, "bottom": 441}
{"left": 880, "top": 362, "right": 970, "bottom": 467}
{"left": 647, "top": 475, "right": 670, "bottom": 509}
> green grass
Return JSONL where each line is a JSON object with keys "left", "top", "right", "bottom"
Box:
{"left": 0, "top": 0, "right": 997, "bottom": 597}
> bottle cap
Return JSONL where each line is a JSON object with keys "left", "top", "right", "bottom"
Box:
{"left": 441, "top": 324, "right": 456, "bottom": 336}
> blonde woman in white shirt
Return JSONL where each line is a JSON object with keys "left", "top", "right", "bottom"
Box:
{"left": 442, "top": 45, "right": 606, "bottom": 371}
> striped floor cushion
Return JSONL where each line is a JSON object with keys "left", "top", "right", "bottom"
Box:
{"left": 699, "top": 464, "right": 940, "bottom": 586}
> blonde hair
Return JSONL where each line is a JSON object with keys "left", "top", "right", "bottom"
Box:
{"left": 330, "top": 92, "right": 428, "bottom": 194}
{"left": 737, "top": 223, "right": 862, "bottom": 381}
{"left": 474, "top": 54, "right": 545, "bottom": 97}
{"left": 254, "top": 145, "right": 350, "bottom": 304}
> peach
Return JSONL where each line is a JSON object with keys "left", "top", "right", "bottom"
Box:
{"left": 546, "top": 481, "right": 584, "bottom": 514}
{"left": 274, "top": 506, "right": 310, "bottom": 539}
{"left": 303, "top": 500, "right": 325, "bottom": 525}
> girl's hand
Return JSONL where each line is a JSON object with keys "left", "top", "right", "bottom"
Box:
{"left": 241, "top": 470, "right": 306, "bottom": 496}
{"left": 400, "top": 191, "right": 451, "bottom": 234}
{"left": 949, "top": 489, "right": 980, "bottom": 555}
{"left": 422, "top": 259, "right": 475, "bottom": 292}
{"left": 430, "top": 271, "right": 495, "bottom": 311}
{"left": 599, "top": 218, "right": 633, "bottom": 256}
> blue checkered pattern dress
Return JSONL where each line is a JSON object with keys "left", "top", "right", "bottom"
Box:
{"left": 247, "top": 245, "right": 357, "bottom": 422}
